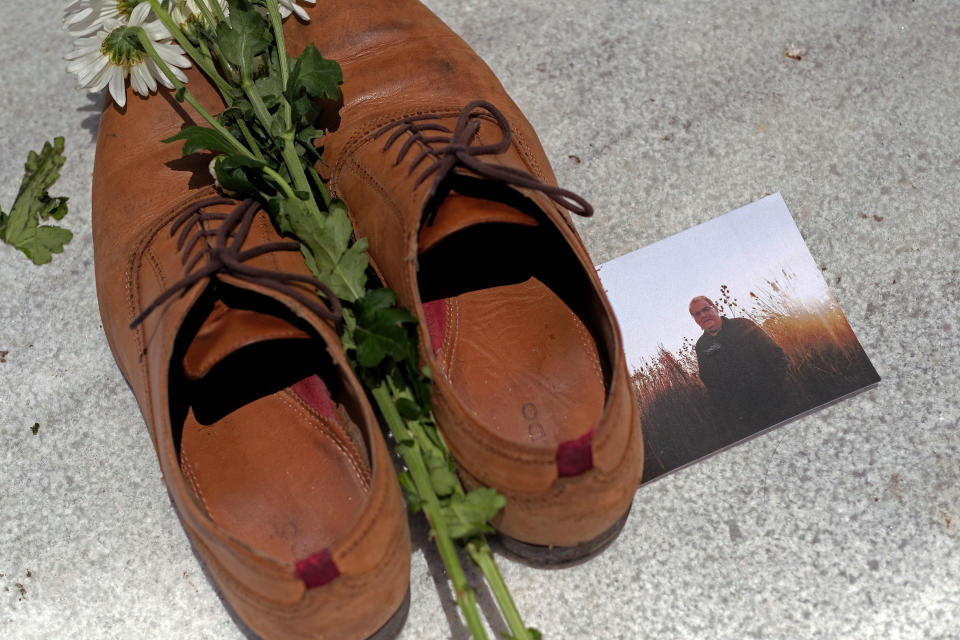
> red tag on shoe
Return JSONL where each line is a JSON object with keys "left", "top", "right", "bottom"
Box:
{"left": 556, "top": 428, "right": 595, "bottom": 477}
{"left": 295, "top": 549, "right": 341, "bottom": 589}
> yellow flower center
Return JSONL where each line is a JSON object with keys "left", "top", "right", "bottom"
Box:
{"left": 116, "top": 0, "right": 146, "bottom": 18}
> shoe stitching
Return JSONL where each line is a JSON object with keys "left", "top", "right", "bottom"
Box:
{"left": 331, "top": 470, "right": 396, "bottom": 559}
{"left": 132, "top": 199, "right": 342, "bottom": 329}
{"left": 125, "top": 191, "right": 224, "bottom": 327}
{"left": 180, "top": 450, "right": 213, "bottom": 517}
{"left": 281, "top": 389, "right": 371, "bottom": 487}
{"left": 593, "top": 378, "right": 629, "bottom": 453}
{"left": 125, "top": 191, "right": 231, "bottom": 371}
{"left": 511, "top": 127, "right": 547, "bottom": 182}
{"left": 341, "top": 155, "right": 420, "bottom": 302}
{"left": 127, "top": 196, "right": 215, "bottom": 454}
{"left": 332, "top": 105, "right": 472, "bottom": 187}
{"left": 337, "top": 106, "right": 556, "bottom": 208}
{"left": 343, "top": 156, "right": 408, "bottom": 234}
{"left": 144, "top": 247, "right": 167, "bottom": 290}
{"left": 178, "top": 453, "right": 371, "bottom": 600}
{"left": 575, "top": 315, "right": 604, "bottom": 385}
{"left": 444, "top": 296, "right": 460, "bottom": 378}
{"left": 371, "top": 101, "right": 594, "bottom": 225}
{"left": 277, "top": 392, "right": 368, "bottom": 489}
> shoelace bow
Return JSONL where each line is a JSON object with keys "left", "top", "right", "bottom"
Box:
{"left": 374, "top": 100, "right": 594, "bottom": 225}
{"left": 130, "top": 197, "right": 341, "bottom": 329}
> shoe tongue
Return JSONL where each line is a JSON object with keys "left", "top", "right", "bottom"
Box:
{"left": 182, "top": 299, "right": 311, "bottom": 381}
{"left": 418, "top": 192, "right": 539, "bottom": 253}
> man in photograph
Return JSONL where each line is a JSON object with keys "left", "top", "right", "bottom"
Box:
{"left": 688, "top": 296, "right": 790, "bottom": 440}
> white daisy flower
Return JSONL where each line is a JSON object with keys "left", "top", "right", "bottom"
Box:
{"left": 63, "top": 0, "right": 147, "bottom": 36}
{"left": 170, "top": 0, "right": 229, "bottom": 28}
{"left": 278, "top": 0, "right": 315, "bottom": 22}
{"left": 65, "top": 3, "right": 191, "bottom": 108}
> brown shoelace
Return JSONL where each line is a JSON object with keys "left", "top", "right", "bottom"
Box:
{"left": 374, "top": 100, "right": 594, "bottom": 225}
{"left": 130, "top": 197, "right": 341, "bottom": 328}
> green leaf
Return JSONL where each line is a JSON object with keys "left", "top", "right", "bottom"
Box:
{"left": 287, "top": 43, "right": 342, "bottom": 101}
{"left": 423, "top": 446, "right": 458, "bottom": 497}
{"left": 358, "top": 288, "right": 398, "bottom": 316}
{"left": 254, "top": 73, "right": 284, "bottom": 110}
{"left": 440, "top": 488, "right": 507, "bottom": 540}
{"left": 214, "top": 154, "right": 266, "bottom": 196}
{"left": 218, "top": 0, "right": 271, "bottom": 78}
{"left": 354, "top": 323, "right": 408, "bottom": 368}
{"left": 340, "top": 307, "right": 358, "bottom": 353}
{"left": 223, "top": 100, "right": 256, "bottom": 124}
{"left": 397, "top": 471, "right": 423, "bottom": 514}
{"left": 395, "top": 397, "right": 421, "bottom": 420}
{"left": 295, "top": 124, "right": 324, "bottom": 161}
{"left": 1, "top": 137, "right": 72, "bottom": 265}
{"left": 163, "top": 126, "right": 239, "bottom": 155}
{"left": 290, "top": 199, "right": 368, "bottom": 303}
{"left": 352, "top": 303, "right": 416, "bottom": 368}
{"left": 269, "top": 112, "right": 289, "bottom": 139}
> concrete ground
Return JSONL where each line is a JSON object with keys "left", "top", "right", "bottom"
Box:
{"left": 1, "top": 1, "right": 957, "bottom": 638}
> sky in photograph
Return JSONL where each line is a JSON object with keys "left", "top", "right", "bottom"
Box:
{"left": 596, "top": 193, "right": 834, "bottom": 373}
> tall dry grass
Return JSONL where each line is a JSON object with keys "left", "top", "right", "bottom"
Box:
{"left": 635, "top": 271, "right": 879, "bottom": 483}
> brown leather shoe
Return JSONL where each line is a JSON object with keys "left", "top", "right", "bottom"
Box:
{"left": 286, "top": 0, "right": 643, "bottom": 563}
{"left": 92, "top": 68, "right": 410, "bottom": 638}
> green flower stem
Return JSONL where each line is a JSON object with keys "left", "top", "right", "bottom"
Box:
{"left": 196, "top": 39, "right": 232, "bottom": 106}
{"left": 193, "top": 0, "right": 219, "bottom": 31}
{"left": 236, "top": 119, "right": 266, "bottom": 162}
{"left": 384, "top": 372, "right": 532, "bottom": 638}
{"left": 386, "top": 377, "right": 461, "bottom": 493}
{"left": 380, "top": 379, "right": 534, "bottom": 639}
{"left": 264, "top": 0, "right": 290, "bottom": 88}
{"left": 369, "top": 383, "right": 488, "bottom": 640}
{"left": 264, "top": 0, "right": 308, "bottom": 216}
{"left": 467, "top": 538, "right": 532, "bottom": 640}
{"left": 240, "top": 74, "right": 273, "bottom": 127}
{"left": 135, "top": 29, "right": 251, "bottom": 159}
{"left": 240, "top": 73, "right": 320, "bottom": 217}
{"left": 145, "top": 0, "right": 234, "bottom": 98}
{"left": 261, "top": 166, "right": 299, "bottom": 200}
{"left": 210, "top": 39, "right": 239, "bottom": 85}
{"left": 307, "top": 166, "right": 332, "bottom": 208}
{"left": 210, "top": 0, "right": 228, "bottom": 23}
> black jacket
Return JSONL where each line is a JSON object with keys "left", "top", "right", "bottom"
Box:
{"left": 695, "top": 316, "right": 789, "bottom": 435}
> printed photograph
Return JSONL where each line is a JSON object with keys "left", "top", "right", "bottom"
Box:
{"left": 597, "top": 194, "right": 880, "bottom": 484}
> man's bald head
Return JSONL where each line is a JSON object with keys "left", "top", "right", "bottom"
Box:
{"left": 689, "top": 295, "right": 715, "bottom": 310}
{"left": 689, "top": 296, "right": 722, "bottom": 335}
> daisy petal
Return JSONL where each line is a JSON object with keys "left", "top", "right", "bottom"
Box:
{"left": 108, "top": 68, "right": 127, "bottom": 108}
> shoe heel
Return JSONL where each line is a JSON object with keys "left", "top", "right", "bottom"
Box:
{"left": 366, "top": 588, "right": 411, "bottom": 640}
{"left": 496, "top": 507, "right": 632, "bottom": 567}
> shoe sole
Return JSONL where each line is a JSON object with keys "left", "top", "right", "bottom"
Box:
{"left": 495, "top": 506, "right": 632, "bottom": 568}
{"left": 367, "top": 587, "right": 411, "bottom": 640}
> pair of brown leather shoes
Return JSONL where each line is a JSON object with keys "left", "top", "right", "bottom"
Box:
{"left": 93, "top": 1, "right": 642, "bottom": 637}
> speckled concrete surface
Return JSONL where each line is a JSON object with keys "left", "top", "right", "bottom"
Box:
{"left": 1, "top": 1, "right": 957, "bottom": 639}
